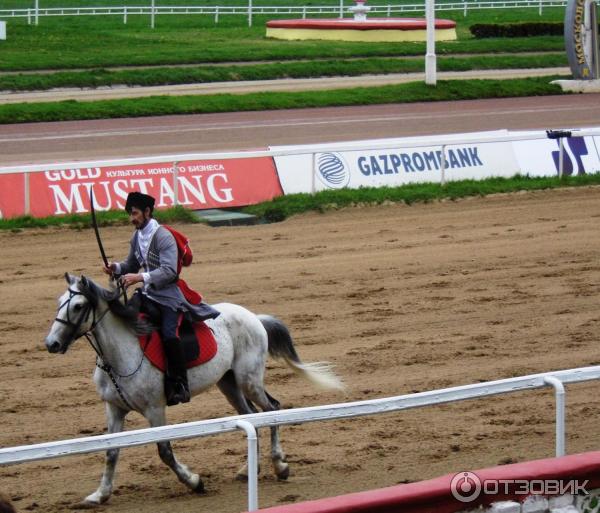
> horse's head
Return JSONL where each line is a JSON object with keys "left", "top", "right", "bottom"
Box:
{"left": 44, "top": 273, "right": 102, "bottom": 354}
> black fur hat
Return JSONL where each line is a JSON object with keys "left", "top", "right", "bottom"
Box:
{"left": 125, "top": 192, "right": 155, "bottom": 213}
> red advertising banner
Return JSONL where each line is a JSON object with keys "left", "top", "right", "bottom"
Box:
{"left": 0, "top": 156, "right": 283, "bottom": 218}
{"left": 0, "top": 173, "right": 25, "bottom": 219}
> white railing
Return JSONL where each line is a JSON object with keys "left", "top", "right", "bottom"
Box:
{"left": 1, "top": 364, "right": 600, "bottom": 511}
{"left": 0, "top": 127, "right": 595, "bottom": 216}
{"left": 0, "top": 0, "right": 568, "bottom": 26}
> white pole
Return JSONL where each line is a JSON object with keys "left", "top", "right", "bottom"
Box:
{"left": 440, "top": 145, "right": 446, "bottom": 185}
{"left": 558, "top": 138, "right": 564, "bottom": 177}
{"left": 35, "top": 0, "right": 39, "bottom": 25}
{"left": 425, "top": 0, "right": 437, "bottom": 85}
{"left": 339, "top": 0, "right": 344, "bottom": 18}
{"left": 24, "top": 172, "right": 30, "bottom": 215}
{"left": 248, "top": 0, "right": 252, "bottom": 27}
{"left": 151, "top": 0, "right": 155, "bottom": 28}
{"left": 236, "top": 421, "right": 259, "bottom": 511}
{"left": 172, "top": 162, "right": 179, "bottom": 206}
{"left": 311, "top": 153, "right": 317, "bottom": 194}
{"left": 544, "top": 376, "right": 566, "bottom": 457}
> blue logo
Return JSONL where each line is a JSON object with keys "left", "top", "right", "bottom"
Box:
{"left": 551, "top": 137, "right": 589, "bottom": 175}
{"left": 317, "top": 153, "right": 350, "bottom": 189}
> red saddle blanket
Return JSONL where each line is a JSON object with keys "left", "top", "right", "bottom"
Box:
{"left": 138, "top": 321, "right": 218, "bottom": 373}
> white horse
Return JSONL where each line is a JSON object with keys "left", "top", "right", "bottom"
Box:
{"left": 44, "top": 273, "right": 343, "bottom": 506}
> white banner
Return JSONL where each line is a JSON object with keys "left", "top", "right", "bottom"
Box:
{"left": 272, "top": 131, "right": 520, "bottom": 194}
{"left": 512, "top": 129, "right": 600, "bottom": 177}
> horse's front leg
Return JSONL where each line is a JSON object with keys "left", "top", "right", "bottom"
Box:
{"left": 83, "top": 402, "right": 127, "bottom": 505}
{"left": 146, "top": 406, "right": 205, "bottom": 494}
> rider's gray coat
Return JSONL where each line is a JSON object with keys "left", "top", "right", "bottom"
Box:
{"left": 119, "top": 225, "right": 219, "bottom": 321}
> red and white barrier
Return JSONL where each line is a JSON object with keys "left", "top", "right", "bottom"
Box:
{"left": 2, "top": 127, "right": 600, "bottom": 219}
{"left": 253, "top": 451, "right": 600, "bottom": 513}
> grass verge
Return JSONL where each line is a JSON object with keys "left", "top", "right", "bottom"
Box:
{"left": 0, "top": 53, "right": 567, "bottom": 91}
{"left": 2, "top": 174, "right": 598, "bottom": 230}
{"left": 242, "top": 174, "right": 600, "bottom": 222}
{"left": 0, "top": 76, "right": 566, "bottom": 124}
{"left": 0, "top": 205, "right": 198, "bottom": 231}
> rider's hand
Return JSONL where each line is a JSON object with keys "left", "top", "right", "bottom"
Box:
{"left": 120, "top": 273, "right": 143, "bottom": 288}
{"left": 102, "top": 262, "right": 117, "bottom": 276}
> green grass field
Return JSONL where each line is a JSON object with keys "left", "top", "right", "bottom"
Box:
{"left": 0, "top": 7, "right": 566, "bottom": 70}
{"left": 0, "top": 5, "right": 570, "bottom": 123}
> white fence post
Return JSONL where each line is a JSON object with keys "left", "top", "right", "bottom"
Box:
{"left": 440, "top": 144, "right": 447, "bottom": 185}
{"left": 24, "top": 172, "right": 30, "bottom": 215}
{"left": 311, "top": 152, "right": 317, "bottom": 194}
{"left": 248, "top": 0, "right": 252, "bottom": 27}
{"left": 34, "top": 0, "right": 39, "bottom": 25}
{"left": 425, "top": 0, "right": 437, "bottom": 85}
{"left": 558, "top": 138, "right": 564, "bottom": 178}
{"left": 172, "top": 161, "right": 179, "bottom": 206}
{"left": 544, "top": 376, "right": 566, "bottom": 457}
{"left": 236, "top": 420, "right": 259, "bottom": 511}
{"left": 123, "top": 5, "right": 127, "bottom": 24}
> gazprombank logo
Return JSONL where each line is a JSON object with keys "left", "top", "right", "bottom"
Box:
{"left": 316, "top": 152, "right": 350, "bottom": 189}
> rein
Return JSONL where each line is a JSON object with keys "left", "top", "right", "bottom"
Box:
{"left": 56, "top": 287, "right": 148, "bottom": 411}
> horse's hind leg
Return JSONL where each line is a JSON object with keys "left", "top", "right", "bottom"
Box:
{"left": 242, "top": 385, "right": 289, "bottom": 481}
{"left": 217, "top": 370, "right": 263, "bottom": 481}
{"left": 146, "top": 407, "right": 204, "bottom": 493}
{"left": 84, "top": 402, "right": 127, "bottom": 505}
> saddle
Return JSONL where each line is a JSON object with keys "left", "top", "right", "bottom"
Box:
{"left": 138, "top": 315, "right": 218, "bottom": 373}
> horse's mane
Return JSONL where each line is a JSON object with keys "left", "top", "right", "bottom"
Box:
{"left": 78, "top": 276, "right": 153, "bottom": 335}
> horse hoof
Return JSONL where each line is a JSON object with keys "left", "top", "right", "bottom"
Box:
{"left": 78, "top": 499, "right": 103, "bottom": 509}
{"left": 194, "top": 479, "right": 206, "bottom": 495}
{"left": 81, "top": 491, "right": 108, "bottom": 507}
{"left": 276, "top": 465, "right": 290, "bottom": 481}
{"left": 235, "top": 473, "right": 248, "bottom": 483}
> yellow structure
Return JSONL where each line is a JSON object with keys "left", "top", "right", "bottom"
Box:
{"left": 266, "top": 18, "right": 457, "bottom": 43}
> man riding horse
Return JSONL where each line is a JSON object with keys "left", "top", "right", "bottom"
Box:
{"left": 103, "top": 191, "right": 219, "bottom": 406}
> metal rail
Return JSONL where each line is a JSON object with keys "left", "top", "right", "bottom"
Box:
{"left": 0, "top": 0, "right": 568, "bottom": 25}
{"left": 1, "top": 365, "right": 600, "bottom": 510}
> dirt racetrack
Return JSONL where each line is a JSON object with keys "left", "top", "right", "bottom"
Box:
{"left": 2, "top": 186, "right": 600, "bottom": 513}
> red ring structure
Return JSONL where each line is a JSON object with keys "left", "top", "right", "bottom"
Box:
{"left": 266, "top": 18, "right": 457, "bottom": 30}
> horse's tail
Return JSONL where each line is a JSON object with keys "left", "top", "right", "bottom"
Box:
{"left": 258, "top": 314, "right": 345, "bottom": 391}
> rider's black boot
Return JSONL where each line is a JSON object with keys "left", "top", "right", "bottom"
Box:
{"left": 163, "top": 337, "right": 191, "bottom": 406}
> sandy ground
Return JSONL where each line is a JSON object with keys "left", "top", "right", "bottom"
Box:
{"left": 1, "top": 187, "right": 600, "bottom": 513}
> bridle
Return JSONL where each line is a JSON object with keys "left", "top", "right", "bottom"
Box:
{"left": 54, "top": 286, "right": 140, "bottom": 410}
{"left": 54, "top": 287, "right": 105, "bottom": 341}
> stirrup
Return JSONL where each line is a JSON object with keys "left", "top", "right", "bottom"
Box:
{"left": 166, "top": 380, "right": 190, "bottom": 406}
